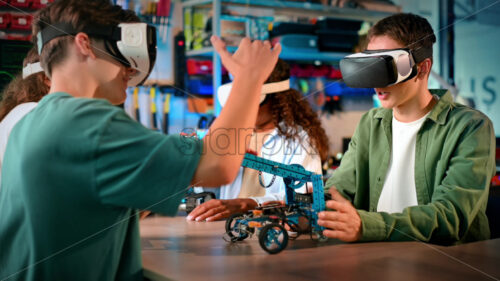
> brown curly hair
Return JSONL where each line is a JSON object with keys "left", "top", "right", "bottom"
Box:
{"left": 0, "top": 47, "right": 50, "bottom": 122}
{"left": 264, "top": 59, "right": 329, "bottom": 162}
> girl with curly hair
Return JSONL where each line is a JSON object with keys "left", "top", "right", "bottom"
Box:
{"left": 0, "top": 47, "right": 50, "bottom": 185}
{"left": 189, "top": 59, "right": 330, "bottom": 222}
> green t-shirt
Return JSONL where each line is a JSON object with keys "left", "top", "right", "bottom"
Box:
{"left": 0, "top": 92, "right": 203, "bottom": 280}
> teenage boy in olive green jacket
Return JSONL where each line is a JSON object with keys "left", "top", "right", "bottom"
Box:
{"left": 317, "top": 13, "right": 496, "bottom": 244}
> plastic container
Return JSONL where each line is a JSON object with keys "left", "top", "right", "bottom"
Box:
{"left": 187, "top": 59, "right": 213, "bottom": 76}
{"left": 9, "top": 0, "right": 34, "bottom": 8}
{"left": 32, "top": 0, "right": 54, "bottom": 9}
{"left": 290, "top": 64, "right": 331, "bottom": 78}
{"left": 328, "top": 67, "right": 342, "bottom": 80}
{"left": 10, "top": 14, "right": 33, "bottom": 30}
{"left": 316, "top": 30, "right": 359, "bottom": 52}
{"left": 187, "top": 77, "right": 213, "bottom": 96}
{"left": 315, "top": 18, "right": 363, "bottom": 32}
{"left": 0, "top": 13, "right": 12, "bottom": 29}
{"left": 269, "top": 22, "right": 316, "bottom": 37}
{"left": 6, "top": 33, "right": 32, "bottom": 41}
{"left": 324, "top": 81, "right": 374, "bottom": 96}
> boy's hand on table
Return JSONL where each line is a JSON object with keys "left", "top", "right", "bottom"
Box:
{"left": 186, "top": 198, "right": 258, "bottom": 222}
{"left": 318, "top": 187, "right": 362, "bottom": 242}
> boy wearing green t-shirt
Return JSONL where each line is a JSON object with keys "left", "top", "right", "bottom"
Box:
{"left": 0, "top": 0, "right": 281, "bottom": 280}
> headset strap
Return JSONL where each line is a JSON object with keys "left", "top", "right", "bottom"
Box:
{"left": 412, "top": 46, "right": 433, "bottom": 63}
{"left": 362, "top": 47, "right": 433, "bottom": 63}
{"left": 37, "top": 22, "right": 121, "bottom": 54}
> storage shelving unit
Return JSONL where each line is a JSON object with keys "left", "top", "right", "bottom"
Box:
{"left": 186, "top": 46, "right": 349, "bottom": 61}
{"left": 182, "top": 0, "right": 393, "bottom": 115}
{"left": 183, "top": 0, "right": 393, "bottom": 21}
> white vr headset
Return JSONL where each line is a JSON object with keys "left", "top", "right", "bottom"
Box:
{"left": 339, "top": 47, "right": 432, "bottom": 88}
{"left": 22, "top": 62, "right": 44, "bottom": 79}
{"left": 217, "top": 79, "right": 290, "bottom": 107}
{"left": 36, "top": 22, "right": 157, "bottom": 87}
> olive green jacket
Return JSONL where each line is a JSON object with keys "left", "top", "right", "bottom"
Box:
{"left": 325, "top": 90, "right": 496, "bottom": 244}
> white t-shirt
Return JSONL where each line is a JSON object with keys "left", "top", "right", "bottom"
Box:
{"left": 195, "top": 128, "right": 322, "bottom": 205}
{"left": 0, "top": 102, "right": 38, "bottom": 186}
{"left": 377, "top": 112, "right": 429, "bottom": 213}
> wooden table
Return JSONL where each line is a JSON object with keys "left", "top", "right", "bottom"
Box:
{"left": 140, "top": 216, "right": 500, "bottom": 281}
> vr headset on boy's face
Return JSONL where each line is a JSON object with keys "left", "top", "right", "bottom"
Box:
{"left": 36, "top": 22, "right": 157, "bottom": 87}
{"left": 339, "top": 47, "right": 432, "bottom": 88}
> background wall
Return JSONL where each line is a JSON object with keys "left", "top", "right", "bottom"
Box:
{"left": 148, "top": 2, "right": 183, "bottom": 85}
{"left": 393, "top": 0, "right": 442, "bottom": 89}
{"left": 395, "top": 0, "right": 500, "bottom": 136}
{"left": 320, "top": 109, "right": 366, "bottom": 154}
{"left": 320, "top": 95, "right": 373, "bottom": 154}
{"left": 453, "top": 0, "right": 500, "bottom": 136}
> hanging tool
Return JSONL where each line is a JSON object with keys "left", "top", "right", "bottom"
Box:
{"left": 157, "top": 0, "right": 171, "bottom": 43}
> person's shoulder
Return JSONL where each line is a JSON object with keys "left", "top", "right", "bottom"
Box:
{"left": 42, "top": 92, "right": 116, "bottom": 110}
{"left": 448, "top": 102, "right": 492, "bottom": 127}
{"left": 430, "top": 89, "right": 492, "bottom": 127}
{"left": 40, "top": 92, "right": 123, "bottom": 119}
{"left": 33, "top": 92, "right": 129, "bottom": 135}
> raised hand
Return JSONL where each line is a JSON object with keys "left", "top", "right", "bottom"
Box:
{"left": 190, "top": 37, "right": 281, "bottom": 187}
{"left": 210, "top": 36, "right": 281, "bottom": 84}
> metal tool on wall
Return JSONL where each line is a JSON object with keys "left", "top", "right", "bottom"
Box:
{"left": 157, "top": 0, "right": 171, "bottom": 43}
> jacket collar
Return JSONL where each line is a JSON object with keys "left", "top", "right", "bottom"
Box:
{"left": 374, "top": 89, "right": 453, "bottom": 125}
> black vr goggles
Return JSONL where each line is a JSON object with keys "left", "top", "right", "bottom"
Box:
{"left": 37, "top": 22, "right": 157, "bottom": 87}
{"left": 339, "top": 47, "right": 433, "bottom": 88}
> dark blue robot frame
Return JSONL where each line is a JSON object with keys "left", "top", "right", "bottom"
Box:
{"left": 224, "top": 153, "right": 329, "bottom": 254}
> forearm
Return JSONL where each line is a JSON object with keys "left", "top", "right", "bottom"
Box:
{"left": 358, "top": 186, "right": 490, "bottom": 243}
{"left": 191, "top": 75, "right": 262, "bottom": 186}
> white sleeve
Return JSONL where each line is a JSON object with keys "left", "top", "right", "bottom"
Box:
{"left": 218, "top": 167, "right": 244, "bottom": 199}
{"left": 249, "top": 193, "right": 284, "bottom": 206}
